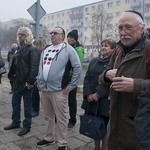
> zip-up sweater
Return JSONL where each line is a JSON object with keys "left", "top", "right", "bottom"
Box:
{"left": 37, "top": 42, "right": 82, "bottom": 92}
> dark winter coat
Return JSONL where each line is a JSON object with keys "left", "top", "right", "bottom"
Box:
{"left": 0, "top": 55, "right": 5, "bottom": 68}
{"left": 99, "top": 35, "right": 150, "bottom": 150}
{"left": 8, "top": 44, "right": 39, "bottom": 89}
{"left": 135, "top": 82, "right": 150, "bottom": 150}
{"left": 81, "top": 55, "right": 111, "bottom": 117}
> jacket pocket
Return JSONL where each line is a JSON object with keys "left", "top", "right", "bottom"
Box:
{"left": 118, "top": 116, "right": 138, "bottom": 149}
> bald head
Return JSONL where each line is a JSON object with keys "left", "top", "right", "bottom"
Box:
{"left": 11, "top": 43, "right": 18, "bottom": 51}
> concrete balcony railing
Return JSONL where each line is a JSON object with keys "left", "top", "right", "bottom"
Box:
{"left": 144, "top": 12, "right": 150, "bottom": 18}
{"left": 145, "top": 0, "right": 150, "bottom": 5}
{"left": 130, "top": 1, "right": 141, "bottom": 8}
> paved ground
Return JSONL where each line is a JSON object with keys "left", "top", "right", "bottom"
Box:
{"left": 0, "top": 75, "right": 94, "bottom": 150}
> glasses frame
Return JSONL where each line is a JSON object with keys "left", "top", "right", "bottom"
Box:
{"left": 118, "top": 23, "right": 140, "bottom": 32}
{"left": 50, "top": 31, "right": 63, "bottom": 35}
{"left": 17, "top": 33, "right": 26, "bottom": 36}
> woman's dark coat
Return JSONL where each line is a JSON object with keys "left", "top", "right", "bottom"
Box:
{"left": 81, "top": 56, "right": 111, "bottom": 117}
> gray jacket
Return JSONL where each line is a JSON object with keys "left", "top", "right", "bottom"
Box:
{"left": 37, "top": 42, "right": 82, "bottom": 92}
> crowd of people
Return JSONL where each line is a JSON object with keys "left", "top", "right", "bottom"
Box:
{"left": 0, "top": 10, "right": 150, "bottom": 150}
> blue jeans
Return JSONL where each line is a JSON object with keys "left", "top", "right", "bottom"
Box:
{"left": 11, "top": 79, "right": 32, "bottom": 129}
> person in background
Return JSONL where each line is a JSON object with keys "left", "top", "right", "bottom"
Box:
{"left": 4, "top": 27, "right": 39, "bottom": 136}
{"left": 67, "top": 29, "right": 84, "bottom": 128}
{"left": 99, "top": 10, "right": 150, "bottom": 150}
{"left": 81, "top": 39, "right": 116, "bottom": 150}
{"left": 7, "top": 43, "right": 18, "bottom": 93}
{"left": 36, "top": 26, "right": 82, "bottom": 150}
{"left": 32, "top": 38, "right": 46, "bottom": 117}
{"left": 7, "top": 43, "right": 18, "bottom": 69}
{"left": 0, "top": 54, "right": 5, "bottom": 84}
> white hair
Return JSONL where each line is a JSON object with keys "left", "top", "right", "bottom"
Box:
{"left": 17, "top": 27, "right": 33, "bottom": 45}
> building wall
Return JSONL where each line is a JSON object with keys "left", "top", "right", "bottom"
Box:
{"left": 1, "top": 0, "right": 150, "bottom": 52}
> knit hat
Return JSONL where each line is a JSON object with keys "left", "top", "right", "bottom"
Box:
{"left": 67, "top": 30, "right": 78, "bottom": 41}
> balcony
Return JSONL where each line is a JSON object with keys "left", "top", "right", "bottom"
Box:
{"left": 69, "top": 13, "right": 83, "bottom": 19}
{"left": 130, "top": 1, "right": 141, "bottom": 8}
{"left": 145, "top": 0, "right": 150, "bottom": 5}
{"left": 70, "top": 22, "right": 83, "bottom": 28}
{"left": 144, "top": 12, "right": 150, "bottom": 18}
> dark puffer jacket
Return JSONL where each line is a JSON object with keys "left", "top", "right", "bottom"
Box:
{"left": 135, "top": 82, "right": 150, "bottom": 150}
{"left": 8, "top": 44, "right": 39, "bottom": 87}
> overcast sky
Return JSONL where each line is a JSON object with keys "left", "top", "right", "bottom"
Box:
{"left": 0, "top": 0, "right": 101, "bottom": 22}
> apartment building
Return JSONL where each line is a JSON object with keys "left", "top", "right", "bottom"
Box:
{"left": 1, "top": 0, "right": 149, "bottom": 53}
{"left": 41, "top": 0, "right": 150, "bottom": 52}
{"left": 1, "top": 18, "right": 32, "bottom": 30}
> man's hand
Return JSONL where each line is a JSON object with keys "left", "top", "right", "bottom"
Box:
{"left": 92, "top": 93, "right": 99, "bottom": 102}
{"left": 105, "top": 69, "right": 117, "bottom": 81}
{"left": 62, "top": 87, "right": 70, "bottom": 95}
{"left": 26, "top": 83, "right": 34, "bottom": 89}
{"left": 87, "top": 94, "right": 93, "bottom": 102}
{"left": 112, "top": 76, "right": 134, "bottom": 92}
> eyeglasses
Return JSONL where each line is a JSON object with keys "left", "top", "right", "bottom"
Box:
{"left": 118, "top": 23, "right": 140, "bottom": 32}
{"left": 18, "top": 33, "right": 26, "bottom": 36}
{"left": 50, "top": 32, "right": 63, "bottom": 35}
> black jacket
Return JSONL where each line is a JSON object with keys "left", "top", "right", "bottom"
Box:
{"left": 135, "top": 82, "right": 150, "bottom": 150}
{"left": 8, "top": 44, "right": 39, "bottom": 87}
{"left": 81, "top": 56, "right": 111, "bottom": 116}
{"left": 0, "top": 55, "right": 5, "bottom": 68}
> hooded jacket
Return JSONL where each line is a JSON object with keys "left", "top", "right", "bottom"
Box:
{"left": 37, "top": 42, "right": 82, "bottom": 92}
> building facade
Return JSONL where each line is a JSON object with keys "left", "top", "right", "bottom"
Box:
{"left": 1, "top": 0, "right": 150, "bottom": 54}
{"left": 41, "top": 0, "right": 150, "bottom": 53}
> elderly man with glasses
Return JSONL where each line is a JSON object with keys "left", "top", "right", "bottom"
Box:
{"left": 99, "top": 10, "right": 150, "bottom": 150}
{"left": 36, "top": 26, "right": 82, "bottom": 150}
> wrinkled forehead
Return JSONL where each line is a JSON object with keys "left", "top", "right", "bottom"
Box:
{"left": 118, "top": 12, "right": 138, "bottom": 24}
{"left": 52, "top": 27, "right": 63, "bottom": 33}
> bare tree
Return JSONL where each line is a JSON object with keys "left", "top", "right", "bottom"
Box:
{"left": 0, "top": 19, "right": 49, "bottom": 52}
{"left": 88, "top": 9, "right": 117, "bottom": 51}
{"left": 0, "top": 25, "right": 7, "bottom": 52}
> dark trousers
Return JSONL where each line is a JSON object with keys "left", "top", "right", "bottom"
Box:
{"left": 10, "top": 79, "right": 14, "bottom": 92}
{"left": 32, "top": 85, "right": 40, "bottom": 112}
{"left": 68, "top": 87, "right": 77, "bottom": 123}
{"left": 12, "top": 79, "right": 32, "bottom": 129}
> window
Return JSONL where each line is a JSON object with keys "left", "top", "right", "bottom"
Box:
{"left": 51, "top": 23, "right": 54, "bottom": 28}
{"left": 107, "top": 24, "right": 113, "bottom": 30}
{"left": 98, "top": 5, "right": 103, "bottom": 10}
{"left": 57, "top": 14, "right": 60, "bottom": 18}
{"left": 125, "top": 0, "right": 129, "bottom": 4}
{"left": 116, "top": 0, "right": 120, "bottom": 6}
{"left": 108, "top": 2, "right": 113, "bottom": 9}
{"left": 92, "top": 6, "right": 95, "bottom": 11}
{"left": 57, "top": 22, "right": 60, "bottom": 26}
{"left": 116, "top": 12, "right": 120, "bottom": 17}
{"left": 107, "top": 13, "right": 113, "bottom": 19}
{"left": 85, "top": 7, "right": 88, "bottom": 12}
